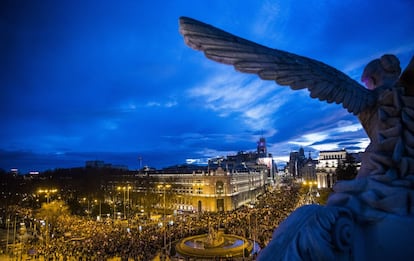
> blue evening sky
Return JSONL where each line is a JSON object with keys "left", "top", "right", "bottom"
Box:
{"left": 1, "top": 0, "right": 414, "bottom": 173}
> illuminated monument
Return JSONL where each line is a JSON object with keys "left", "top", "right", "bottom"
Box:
{"left": 175, "top": 227, "right": 257, "bottom": 259}
{"left": 179, "top": 17, "right": 414, "bottom": 260}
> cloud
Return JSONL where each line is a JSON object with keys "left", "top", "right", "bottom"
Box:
{"left": 288, "top": 133, "right": 328, "bottom": 147}
{"left": 187, "top": 69, "right": 291, "bottom": 131}
{"left": 186, "top": 158, "right": 208, "bottom": 165}
{"left": 251, "top": 1, "right": 285, "bottom": 39}
{"left": 334, "top": 122, "right": 363, "bottom": 133}
{"left": 145, "top": 99, "right": 178, "bottom": 108}
{"left": 341, "top": 42, "right": 414, "bottom": 81}
{"left": 287, "top": 120, "right": 364, "bottom": 148}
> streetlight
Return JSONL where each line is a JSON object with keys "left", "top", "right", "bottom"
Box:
{"left": 126, "top": 185, "right": 131, "bottom": 218}
{"left": 113, "top": 196, "right": 116, "bottom": 220}
{"left": 37, "top": 189, "right": 58, "bottom": 203}
{"left": 82, "top": 197, "right": 91, "bottom": 218}
{"left": 94, "top": 199, "right": 102, "bottom": 220}
{"left": 5, "top": 216, "right": 10, "bottom": 255}
{"left": 117, "top": 185, "right": 132, "bottom": 219}
{"left": 37, "top": 188, "right": 57, "bottom": 252}
{"left": 303, "top": 180, "right": 317, "bottom": 204}
{"left": 157, "top": 184, "right": 171, "bottom": 254}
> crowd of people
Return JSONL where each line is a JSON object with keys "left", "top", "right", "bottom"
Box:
{"left": 6, "top": 181, "right": 304, "bottom": 260}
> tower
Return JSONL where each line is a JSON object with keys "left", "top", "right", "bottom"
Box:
{"left": 257, "top": 137, "right": 267, "bottom": 156}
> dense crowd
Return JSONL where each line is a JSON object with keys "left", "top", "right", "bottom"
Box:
{"left": 7, "top": 182, "right": 303, "bottom": 260}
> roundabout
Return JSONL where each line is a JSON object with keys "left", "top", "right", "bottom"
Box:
{"left": 174, "top": 227, "right": 257, "bottom": 259}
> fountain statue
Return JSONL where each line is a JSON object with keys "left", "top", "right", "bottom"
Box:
{"left": 174, "top": 226, "right": 255, "bottom": 259}
{"left": 205, "top": 226, "right": 224, "bottom": 248}
{"left": 174, "top": 217, "right": 258, "bottom": 259}
{"left": 179, "top": 16, "right": 414, "bottom": 260}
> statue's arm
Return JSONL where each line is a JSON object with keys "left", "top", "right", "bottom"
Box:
{"left": 179, "top": 17, "right": 376, "bottom": 115}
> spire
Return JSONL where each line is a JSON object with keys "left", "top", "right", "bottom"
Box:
{"left": 257, "top": 136, "right": 267, "bottom": 156}
{"left": 299, "top": 147, "right": 305, "bottom": 158}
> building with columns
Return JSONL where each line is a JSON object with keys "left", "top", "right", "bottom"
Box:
{"left": 316, "top": 149, "right": 347, "bottom": 188}
{"left": 286, "top": 148, "right": 361, "bottom": 189}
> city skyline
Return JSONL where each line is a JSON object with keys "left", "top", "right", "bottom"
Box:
{"left": 1, "top": 1, "right": 414, "bottom": 173}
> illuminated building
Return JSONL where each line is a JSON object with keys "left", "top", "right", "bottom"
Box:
{"left": 153, "top": 164, "right": 269, "bottom": 212}
{"left": 315, "top": 149, "right": 347, "bottom": 188}
{"left": 105, "top": 137, "right": 274, "bottom": 213}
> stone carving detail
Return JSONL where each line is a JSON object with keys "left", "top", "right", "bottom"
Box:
{"left": 329, "top": 84, "right": 414, "bottom": 221}
{"left": 258, "top": 205, "right": 354, "bottom": 261}
{"left": 179, "top": 16, "right": 414, "bottom": 260}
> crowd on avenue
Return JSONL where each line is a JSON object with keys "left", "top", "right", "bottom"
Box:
{"left": 2, "top": 182, "right": 304, "bottom": 260}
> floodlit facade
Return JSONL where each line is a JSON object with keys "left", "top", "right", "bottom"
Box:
{"left": 316, "top": 149, "right": 347, "bottom": 188}
{"left": 104, "top": 137, "right": 275, "bottom": 214}
{"left": 286, "top": 148, "right": 361, "bottom": 189}
{"left": 149, "top": 166, "right": 269, "bottom": 213}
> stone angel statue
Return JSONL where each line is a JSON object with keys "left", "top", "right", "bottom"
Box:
{"left": 179, "top": 17, "right": 414, "bottom": 260}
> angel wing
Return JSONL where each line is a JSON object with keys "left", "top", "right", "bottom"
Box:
{"left": 179, "top": 17, "right": 376, "bottom": 115}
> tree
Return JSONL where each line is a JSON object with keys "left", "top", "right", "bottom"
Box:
{"left": 36, "top": 200, "right": 70, "bottom": 239}
{"left": 335, "top": 154, "right": 358, "bottom": 181}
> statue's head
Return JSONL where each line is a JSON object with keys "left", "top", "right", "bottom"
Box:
{"left": 362, "top": 54, "right": 401, "bottom": 90}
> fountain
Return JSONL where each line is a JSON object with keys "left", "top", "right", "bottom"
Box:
{"left": 175, "top": 226, "right": 258, "bottom": 259}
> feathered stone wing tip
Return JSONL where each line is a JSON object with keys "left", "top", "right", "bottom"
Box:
{"left": 179, "top": 16, "right": 376, "bottom": 115}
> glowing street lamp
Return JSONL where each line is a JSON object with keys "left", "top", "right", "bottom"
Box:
{"left": 302, "top": 180, "right": 318, "bottom": 204}
{"left": 94, "top": 199, "right": 102, "bottom": 220}
{"left": 37, "top": 188, "right": 58, "bottom": 250}
{"left": 82, "top": 197, "right": 91, "bottom": 217}
{"left": 157, "top": 184, "right": 171, "bottom": 253}
{"left": 117, "top": 185, "right": 132, "bottom": 219}
{"left": 37, "top": 189, "right": 58, "bottom": 203}
{"left": 158, "top": 184, "right": 171, "bottom": 218}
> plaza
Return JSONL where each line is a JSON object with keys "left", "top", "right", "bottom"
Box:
{"left": 0, "top": 180, "right": 305, "bottom": 260}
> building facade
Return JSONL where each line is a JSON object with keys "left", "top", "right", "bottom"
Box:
{"left": 287, "top": 148, "right": 318, "bottom": 181}
{"left": 286, "top": 148, "right": 361, "bottom": 189}
{"left": 316, "top": 149, "right": 347, "bottom": 188}
{"left": 103, "top": 137, "right": 274, "bottom": 215}
{"left": 149, "top": 166, "right": 269, "bottom": 213}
